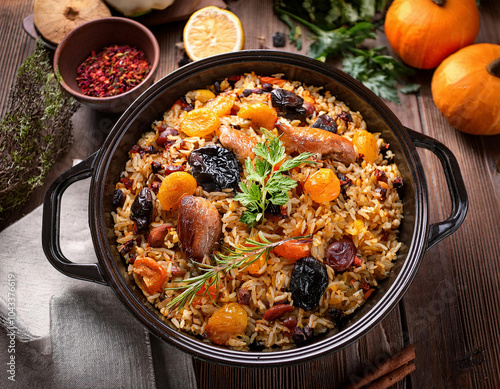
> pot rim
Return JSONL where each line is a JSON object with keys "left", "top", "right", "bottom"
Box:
{"left": 89, "top": 50, "right": 429, "bottom": 366}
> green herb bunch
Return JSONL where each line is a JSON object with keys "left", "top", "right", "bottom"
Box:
{"left": 167, "top": 233, "right": 310, "bottom": 310}
{"left": 234, "top": 129, "right": 315, "bottom": 227}
{"left": 0, "top": 39, "right": 79, "bottom": 217}
{"left": 274, "top": 1, "right": 420, "bottom": 103}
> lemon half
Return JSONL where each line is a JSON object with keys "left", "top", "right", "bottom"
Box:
{"left": 183, "top": 6, "right": 245, "bottom": 61}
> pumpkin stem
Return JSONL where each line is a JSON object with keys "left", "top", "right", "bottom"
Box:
{"left": 432, "top": 0, "right": 446, "bottom": 6}
{"left": 487, "top": 58, "right": 500, "bottom": 78}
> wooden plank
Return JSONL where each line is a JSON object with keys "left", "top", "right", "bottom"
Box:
{"left": 397, "top": 0, "right": 500, "bottom": 386}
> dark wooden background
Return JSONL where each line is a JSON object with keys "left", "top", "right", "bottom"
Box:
{"left": 1, "top": 0, "right": 499, "bottom": 388}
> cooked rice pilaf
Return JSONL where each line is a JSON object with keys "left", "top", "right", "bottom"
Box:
{"left": 112, "top": 72, "right": 404, "bottom": 350}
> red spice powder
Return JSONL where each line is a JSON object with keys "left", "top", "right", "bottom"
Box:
{"left": 76, "top": 44, "right": 151, "bottom": 97}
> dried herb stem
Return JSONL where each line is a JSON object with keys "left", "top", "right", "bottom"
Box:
{"left": 166, "top": 233, "right": 311, "bottom": 311}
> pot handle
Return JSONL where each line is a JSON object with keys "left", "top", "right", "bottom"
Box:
{"left": 42, "top": 152, "right": 108, "bottom": 285}
{"left": 406, "top": 128, "right": 468, "bottom": 251}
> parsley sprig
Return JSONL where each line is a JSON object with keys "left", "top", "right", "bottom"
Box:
{"left": 166, "top": 232, "right": 311, "bottom": 311}
{"left": 234, "top": 129, "right": 316, "bottom": 227}
{"left": 274, "top": 5, "right": 420, "bottom": 103}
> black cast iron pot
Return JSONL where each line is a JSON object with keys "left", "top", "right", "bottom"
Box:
{"left": 42, "top": 51, "right": 468, "bottom": 367}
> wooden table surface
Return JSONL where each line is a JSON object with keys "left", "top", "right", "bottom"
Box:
{"left": 1, "top": 1, "right": 499, "bottom": 388}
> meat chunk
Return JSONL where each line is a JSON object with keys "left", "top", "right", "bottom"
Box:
{"left": 177, "top": 195, "right": 222, "bottom": 260}
{"left": 216, "top": 125, "right": 257, "bottom": 163}
{"left": 276, "top": 121, "right": 356, "bottom": 165}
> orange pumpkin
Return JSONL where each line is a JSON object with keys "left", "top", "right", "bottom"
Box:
{"left": 431, "top": 44, "right": 500, "bottom": 136}
{"left": 385, "top": 0, "right": 480, "bottom": 69}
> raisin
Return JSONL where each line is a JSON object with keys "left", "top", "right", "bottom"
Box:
{"left": 188, "top": 145, "right": 240, "bottom": 192}
{"left": 292, "top": 325, "right": 314, "bottom": 345}
{"left": 393, "top": 176, "right": 404, "bottom": 189}
{"left": 214, "top": 81, "right": 221, "bottom": 94}
{"left": 327, "top": 308, "right": 349, "bottom": 329}
{"left": 288, "top": 257, "right": 328, "bottom": 311}
{"left": 119, "top": 239, "right": 135, "bottom": 256}
{"left": 336, "top": 172, "right": 352, "bottom": 194}
{"left": 325, "top": 238, "right": 356, "bottom": 273}
{"left": 311, "top": 114, "right": 337, "bottom": 133}
{"left": 241, "top": 88, "right": 263, "bottom": 97}
{"left": 112, "top": 189, "right": 125, "bottom": 207}
{"left": 359, "top": 278, "right": 370, "bottom": 291}
{"left": 120, "top": 177, "right": 133, "bottom": 190}
{"left": 272, "top": 32, "right": 286, "bottom": 47}
{"left": 151, "top": 161, "right": 162, "bottom": 174}
{"left": 375, "top": 186, "right": 387, "bottom": 201}
{"left": 337, "top": 111, "right": 352, "bottom": 124}
{"left": 374, "top": 169, "right": 388, "bottom": 183}
{"left": 238, "top": 288, "right": 251, "bottom": 305}
{"left": 130, "top": 188, "right": 153, "bottom": 232}
{"left": 151, "top": 181, "right": 161, "bottom": 194}
{"left": 271, "top": 89, "right": 306, "bottom": 120}
{"left": 128, "top": 254, "right": 137, "bottom": 264}
{"left": 129, "top": 144, "right": 141, "bottom": 154}
{"left": 156, "top": 128, "right": 178, "bottom": 148}
{"left": 249, "top": 340, "right": 266, "bottom": 351}
{"left": 380, "top": 143, "right": 391, "bottom": 158}
{"left": 164, "top": 165, "right": 185, "bottom": 175}
{"left": 262, "top": 83, "right": 273, "bottom": 92}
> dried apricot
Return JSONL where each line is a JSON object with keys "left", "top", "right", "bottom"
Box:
{"left": 195, "top": 89, "right": 215, "bottom": 103}
{"left": 273, "top": 239, "right": 312, "bottom": 262}
{"left": 237, "top": 102, "right": 278, "bottom": 131}
{"left": 204, "top": 94, "right": 236, "bottom": 116}
{"left": 352, "top": 130, "right": 378, "bottom": 163}
{"left": 180, "top": 107, "right": 220, "bottom": 137}
{"left": 191, "top": 284, "right": 217, "bottom": 307}
{"left": 157, "top": 171, "right": 197, "bottom": 211}
{"left": 206, "top": 303, "right": 248, "bottom": 345}
{"left": 304, "top": 168, "right": 341, "bottom": 203}
{"left": 132, "top": 257, "right": 168, "bottom": 294}
{"left": 246, "top": 251, "right": 267, "bottom": 276}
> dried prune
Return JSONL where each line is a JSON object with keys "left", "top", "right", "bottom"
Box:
{"left": 311, "top": 114, "right": 337, "bottom": 134}
{"left": 271, "top": 89, "right": 306, "bottom": 120}
{"left": 188, "top": 145, "right": 240, "bottom": 192}
{"left": 288, "top": 257, "right": 328, "bottom": 311}
{"left": 325, "top": 238, "right": 356, "bottom": 273}
{"left": 112, "top": 189, "right": 125, "bottom": 207}
{"left": 130, "top": 188, "right": 153, "bottom": 232}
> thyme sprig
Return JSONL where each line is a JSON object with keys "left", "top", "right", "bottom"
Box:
{"left": 166, "top": 232, "right": 311, "bottom": 311}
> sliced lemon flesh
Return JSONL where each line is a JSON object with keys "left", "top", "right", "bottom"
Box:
{"left": 183, "top": 6, "right": 244, "bottom": 61}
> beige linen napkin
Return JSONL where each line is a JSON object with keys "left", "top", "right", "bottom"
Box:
{"left": 0, "top": 168, "right": 197, "bottom": 389}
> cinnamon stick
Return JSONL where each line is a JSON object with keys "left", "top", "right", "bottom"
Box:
{"left": 364, "top": 362, "right": 416, "bottom": 389}
{"left": 343, "top": 344, "right": 416, "bottom": 389}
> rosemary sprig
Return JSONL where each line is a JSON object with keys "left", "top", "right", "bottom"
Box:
{"left": 166, "top": 232, "right": 311, "bottom": 311}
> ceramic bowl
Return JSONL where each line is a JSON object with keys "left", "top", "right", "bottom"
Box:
{"left": 53, "top": 17, "right": 159, "bottom": 113}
